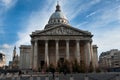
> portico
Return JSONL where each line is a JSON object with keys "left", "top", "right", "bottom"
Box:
{"left": 31, "top": 36, "right": 92, "bottom": 70}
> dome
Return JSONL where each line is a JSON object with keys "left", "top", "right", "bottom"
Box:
{"left": 50, "top": 12, "right": 67, "bottom": 20}
{"left": 45, "top": 3, "right": 69, "bottom": 29}
{"left": 48, "top": 11, "right": 68, "bottom": 24}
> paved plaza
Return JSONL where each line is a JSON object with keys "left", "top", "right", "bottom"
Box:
{"left": 0, "top": 72, "right": 119, "bottom": 80}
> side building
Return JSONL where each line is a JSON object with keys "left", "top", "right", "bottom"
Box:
{"left": 19, "top": 45, "right": 31, "bottom": 69}
{"left": 111, "top": 51, "right": 120, "bottom": 69}
{"left": 99, "top": 49, "right": 120, "bottom": 71}
{"left": 0, "top": 53, "right": 5, "bottom": 68}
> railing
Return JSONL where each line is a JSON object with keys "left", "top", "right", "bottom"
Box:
{"left": 0, "top": 73, "right": 119, "bottom": 80}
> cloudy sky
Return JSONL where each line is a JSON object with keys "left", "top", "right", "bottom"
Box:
{"left": 0, "top": 0, "right": 120, "bottom": 64}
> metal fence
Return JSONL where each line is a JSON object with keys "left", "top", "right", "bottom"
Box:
{"left": 0, "top": 73, "right": 119, "bottom": 80}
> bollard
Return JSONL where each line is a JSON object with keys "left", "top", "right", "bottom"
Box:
{"left": 70, "top": 75, "right": 74, "bottom": 80}
{"left": 3, "top": 74, "right": 6, "bottom": 80}
{"left": 12, "top": 76, "right": 15, "bottom": 80}
{"left": 45, "top": 76, "right": 49, "bottom": 80}
{"left": 0, "top": 74, "right": 3, "bottom": 79}
{"left": 116, "top": 74, "right": 119, "bottom": 80}
{"left": 10, "top": 74, "right": 15, "bottom": 80}
{"left": 84, "top": 75, "right": 89, "bottom": 80}
{"left": 37, "top": 76, "right": 40, "bottom": 80}
{"left": 55, "top": 76, "right": 59, "bottom": 80}
{"left": 17, "top": 76, "right": 21, "bottom": 80}
{"left": 30, "top": 75, "right": 33, "bottom": 80}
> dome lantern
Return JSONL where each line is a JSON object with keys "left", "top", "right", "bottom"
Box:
{"left": 56, "top": 2, "right": 61, "bottom": 12}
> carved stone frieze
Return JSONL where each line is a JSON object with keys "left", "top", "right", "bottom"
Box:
{"left": 40, "top": 26, "right": 83, "bottom": 35}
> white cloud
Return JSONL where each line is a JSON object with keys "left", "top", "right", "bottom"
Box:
{"left": 93, "top": 26, "right": 120, "bottom": 56}
{"left": 2, "top": 44, "right": 12, "bottom": 49}
{"left": 88, "top": 6, "right": 120, "bottom": 56}
{"left": 0, "top": 44, "right": 14, "bottom": 65}
{"left": 0, "top": 0, "right": 18, "bottom": 35}
{"left": 86, "top": 11, "right": 97, "bottom": 18}
{"left": 0, "top": 50, "right": 4, "bottom": 53}
{"left": 0, "top": 0, "right": 17, "bottom": 8}
{"left": 0, "top": 0, "right": 17, "bottom": 15}
{"left": 15, "top": 0, "right": 56, "bottom": 46}
{"left": 1, "top": 0, "right": 12, "bottom": 5}
{"left": 116, "top": 0, "right": 120, "bottom": 2}
{"left": 16, "top": 32, "right": 31, "bottom": 46}
{"left": 60, "top": 0, "right": 101, "bottom": 20}
{"left": 72, "top": 2, "right": 120, "bottom": 57}
{"left": 77, "top": 4, "right": 120, "bottom": 29}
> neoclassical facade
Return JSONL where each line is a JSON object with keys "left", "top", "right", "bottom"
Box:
{"left": 30, "top": 4, "right": 98, "bottom": 70}
{"left": 20, "top": 45, "right": 31, "bottom": 69}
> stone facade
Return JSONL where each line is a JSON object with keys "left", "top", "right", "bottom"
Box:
{"left": 111, "top": 51, "right": 120, "bottom": 68}
{"left": 19, "top": 45, "right": 31, "bottom": 69}
{"left": 99, "top": 49, "right": 120, "bottom": 70}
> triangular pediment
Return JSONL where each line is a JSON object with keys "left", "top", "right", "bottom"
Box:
{"left": 33, "top": 25, "right": 91, "bottom": 36}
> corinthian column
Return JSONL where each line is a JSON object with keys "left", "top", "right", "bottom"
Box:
{"left": 34, "top": 40, "right": 38, "bottom": 70}
{"left": 76, "top": 40, "right": 80, "bottom": 63}
{"left": 30, "top": 41, "right": 34, "bottom": 69}
{"left": 45, "top": 40, "right": 49, "bottom": 66}
{"left": 66, "top": 40, "right": 70, "bottom": 60}
{"left": 85, "top": 41, "right": 91, "bottom": 67}
{"left": 56, "top": 40, "right": 59, "bottom": 64}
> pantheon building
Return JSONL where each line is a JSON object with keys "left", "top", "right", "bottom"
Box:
{"left": 20, "top": 3, "right": 98, "bottom": 71}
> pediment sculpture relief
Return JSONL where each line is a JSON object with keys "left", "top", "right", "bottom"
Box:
{"left": 40, "top": 26, "right": 83, "bottom": 35}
